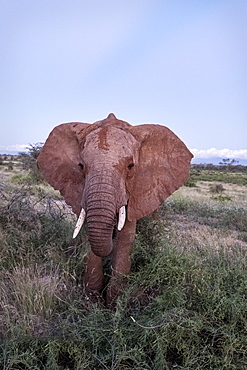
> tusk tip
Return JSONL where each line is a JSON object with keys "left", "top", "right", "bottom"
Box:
{"left": 117, "top": 206, "right": 126, "bottom": 231}
{"left": 72, "top": 208, "right": 86, "bottom": 238}
{"left": 72, "top": 232, "right": 78, "bottom": 239}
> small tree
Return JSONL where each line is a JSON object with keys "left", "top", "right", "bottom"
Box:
{"left": 18, "top": 143, "right": 44, "bottom": 184}
{"left": 27, "top": 142, "right": 43, "bottom": 159}
{"left": 219, "top": 158, "right": 239, "bottom": 170}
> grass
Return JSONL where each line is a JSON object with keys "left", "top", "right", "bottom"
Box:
{"left": 0, "top": 166, "right": 247, "bottom": 368}
{"left": 190, "top": 168, "right": 247, "bottom": 186}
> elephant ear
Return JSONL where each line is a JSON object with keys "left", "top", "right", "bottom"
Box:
{"left": 38, "top": 122, "right": 89, "bottom": 215}
{"left": 128, "top": 124, "right": 193, "bottom": 221}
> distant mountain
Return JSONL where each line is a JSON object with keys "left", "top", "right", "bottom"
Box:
{"left": 192, "top": 157, "right": 247, "bottom": 166}
{"left": 0, "top": 150, "right": 28, "bottom": 155}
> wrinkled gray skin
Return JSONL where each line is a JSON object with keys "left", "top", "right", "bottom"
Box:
{"left": 38, "top": 114, "right": 193, "bottom": 307}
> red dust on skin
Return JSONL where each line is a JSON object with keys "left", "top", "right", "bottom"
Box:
{"left": 98, "top": 126, "right": 110, "bottom": 151}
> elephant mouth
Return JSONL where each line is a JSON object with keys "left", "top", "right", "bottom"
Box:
{"left": 72, "top": 205, "right": 126, "bottom": 239}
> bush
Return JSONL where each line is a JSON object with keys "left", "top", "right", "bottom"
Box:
{"left": 209, "top": 183, "right": 225, "bottom": 193}
{"left": 184, "top": 176, "right": 197, "bottom": 188}
{"left": 18, "top": 143, "right": 45, "bottom": 184}
{"left": 11, "top": 173, "right": 32, "bottom": 185}
{"left": 7, "top": 162, "right": 14, "bottom": 171}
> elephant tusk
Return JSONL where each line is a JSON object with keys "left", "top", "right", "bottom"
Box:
{"left": 73, "top": 208, "right": 86, "bottom": 238}
{"left": 117, "top": 206, "right": 126, "bottom": 231}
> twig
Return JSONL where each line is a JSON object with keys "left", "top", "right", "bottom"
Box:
{"left": 130, "top": 315, "right": 164, "bottom": 329}
{"left": 92, "top": 353, "right": 111, "bottom": 370}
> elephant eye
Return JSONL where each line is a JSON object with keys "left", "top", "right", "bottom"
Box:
{"left": 128, "top": 163, "right": 134, "bottom": 170}
{"left": 78, "top": 163, "right": 84, "bottom": 169}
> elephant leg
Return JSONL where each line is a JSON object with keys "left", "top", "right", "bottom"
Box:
{"left": 106, "top": 220, "right": 136, "bottom": 307}
{"left": 84, "top": 250, "right": 104, "bottom": 303}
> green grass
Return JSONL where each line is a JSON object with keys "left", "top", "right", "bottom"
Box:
{"left": 190, "top": 169, "right": 247, "bottom": 186}
{"left": 0, "top": 168, "right": 247, "bottom": 369}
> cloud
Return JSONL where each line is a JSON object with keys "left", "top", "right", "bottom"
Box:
{"left": 191, "top": 148, "right": 247, "bottom": 160}
{"left": 0, "top": 144, "right": 29, "bottom": 153}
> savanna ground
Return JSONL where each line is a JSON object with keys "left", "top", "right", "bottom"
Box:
{"left": 0, "top": 157, "right": 246, "bottom": 369}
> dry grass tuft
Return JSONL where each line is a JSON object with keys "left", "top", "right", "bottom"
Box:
{"left": 167, "top": 223, "right": 246, "bottom": 255}
{"left": 0, "top": 265, "right": 65, "bottom": 337}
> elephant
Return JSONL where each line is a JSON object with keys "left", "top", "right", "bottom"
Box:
{"left": 37, "top": 113, "right": 193, "bottom": 307}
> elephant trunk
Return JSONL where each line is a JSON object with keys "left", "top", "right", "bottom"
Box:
{"left": 84, "top": 172, "right": 126, "bottom": 257}
{"left": 86, "top": 206, "right": 115, "bottom": 257}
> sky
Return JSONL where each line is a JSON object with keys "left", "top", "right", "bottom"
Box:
{"left": 0, "top": 0, "right": 246, "bottom": 162}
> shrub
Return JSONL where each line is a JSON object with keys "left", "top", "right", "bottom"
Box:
{"left": 7, "top": 162, "right": 14, "bottom": 171}
{"left": 11, "top": 171, "right": 45, "bottom": 185}
{"left": 209, "top": 183, "right": 225, "bottom": 193}
{"left": 11, "top": 173, "right": 31, "bottom": 185}
{"left": 18, "top": 143, "right": 45, "bottom": 184}
{"left": 213, "top": 194, "right": 232, "bottom": 202}
{"left": 184, "top": 176, "right": 197, "bottom": 188}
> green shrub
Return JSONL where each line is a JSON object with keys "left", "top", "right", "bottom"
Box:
{"left": 213, "top": 194, "right": 232, "bottom": 202}
{"left": 184, "top": 175, "right": 197, "bottom": 187}
{"left": 17, "top": 143, "right": 45, "bottom": 184}
{"left": 11, "top": 170, "right": 45, "bottom": 185}
{"left": 11, "top": 173, "right": 31, "bottom": 184}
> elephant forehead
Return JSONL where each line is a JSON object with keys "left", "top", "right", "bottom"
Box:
{"left": 85, "top": 126, "right": 138, "bottom": 155}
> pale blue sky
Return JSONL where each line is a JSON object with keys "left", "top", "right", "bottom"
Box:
{"left": 0, "top": 0, "right": 246, "bottom": 160}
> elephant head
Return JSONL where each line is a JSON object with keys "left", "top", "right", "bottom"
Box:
{"left": 38, "top": 113, "right": 193, "bottom": 306}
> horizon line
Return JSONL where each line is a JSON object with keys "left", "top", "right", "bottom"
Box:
{"left": 0, "top": 146, "right": 247, "bottom": 160}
